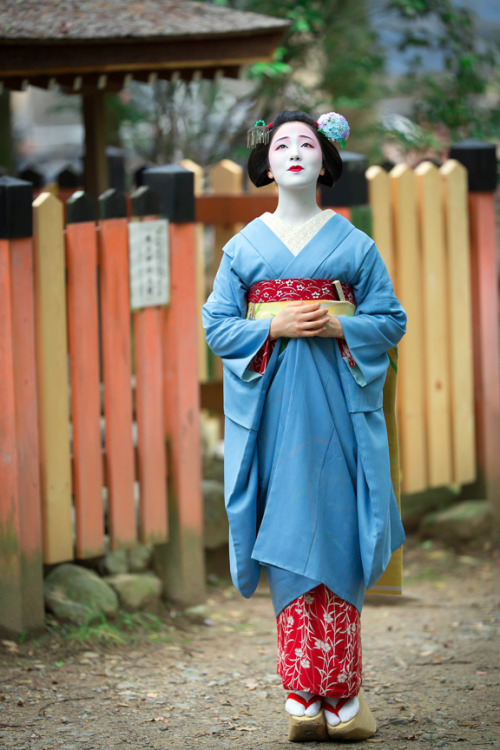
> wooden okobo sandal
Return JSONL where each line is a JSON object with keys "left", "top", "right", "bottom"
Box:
{"left": 324, "top": 688, "right": 377, "bottom": 741}
{"left": 286, "top": 693, "right": 328, "bottom": 742}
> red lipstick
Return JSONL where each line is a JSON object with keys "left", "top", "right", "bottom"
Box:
{"left": 288, "top": 166, "right": 303, "bottom": 172}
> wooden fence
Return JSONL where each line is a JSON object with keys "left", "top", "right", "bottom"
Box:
{"left": 2, "top": 144, "right": 498, "bottom": 633}
{"left": 1, "top": 171, "right": 205, "bottom": 633}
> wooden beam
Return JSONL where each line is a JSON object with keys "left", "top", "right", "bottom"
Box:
{"left": 83, "top": 93, "right": 108, "bottom": 200}
{"left": 0, "top": 32, "right": 285, "bottom": 79}
{"left": 196, "top": 194, "right": 278, "bottom": 225}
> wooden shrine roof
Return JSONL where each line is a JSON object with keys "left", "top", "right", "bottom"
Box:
{"left": 0, "top": 0, "right": 288, "bottom": 91}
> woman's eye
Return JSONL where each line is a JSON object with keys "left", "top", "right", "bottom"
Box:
{"left": 276, "top": 144, "right": 287, "bottom": 150}
{"left": 302, "top": 142, "right": 313, "bottom": 148}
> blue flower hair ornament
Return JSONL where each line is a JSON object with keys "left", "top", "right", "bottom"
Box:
{"left": 317, "top": 112, "right": 350, "bottom": 149}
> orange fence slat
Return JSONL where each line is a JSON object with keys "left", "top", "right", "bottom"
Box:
{"left": 0, "top": 238, "right": 24, "bottom": 631}
{"left": 98, "top": 216, "right": 137, "bottom": 549}
{"left": 162, "top": 221, "right": 205, "bottom": 602}
{"left": 134, "top": 306, "right": 168, "bottom": 544}
{"left": 468, "top": 193, "right": 500, "bottom": 505}
{"left": 10, "top": 237, "right": 44, "bottom": 627}
{"left": 66, "top": 220, "right": 105, "bottom": 558}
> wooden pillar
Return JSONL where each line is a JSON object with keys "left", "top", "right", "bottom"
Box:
{"left": 0, "top": 177, "right": 44, "bottom": 633}
{"left": 143, "top": 166, "right": 205, "bottom": 604}
{"left": 83, "top": 92, "right": 108, "bottom": 201}
{"left": 449, "top": 142, "right": 500, "bottom": 521}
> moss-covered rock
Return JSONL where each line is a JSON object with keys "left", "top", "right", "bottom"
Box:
{"left": 420, "top": 500, "right": 493, "bottom": 548}
{"left": 44, "top": 564, "right": 119, "bottom": 625}
{"left": 104, "top": 573, "right": 162, "bottom": 612}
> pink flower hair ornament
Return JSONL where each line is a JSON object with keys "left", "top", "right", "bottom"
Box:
{"left": 247, "top": 112, "right": 350, "bottom": 149}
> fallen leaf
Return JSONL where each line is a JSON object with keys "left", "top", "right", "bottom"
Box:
{"left": 236, "top": 726, "right": 258, "bottom": 731}
{"left": 458, "top": 722, "right": 478, "bottom": 727}
{"left": 116, "top": 702, "right": 132, "bottom": 708}
{"left": 366, "top": 739, "right": 385, "bottom": 744}
{"left": 243, "top": 678, "right": 258, "bottom": 691}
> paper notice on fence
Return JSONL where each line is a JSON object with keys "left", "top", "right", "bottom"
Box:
{"left": 129, "top": 219, "right": 170, "bottom": 310}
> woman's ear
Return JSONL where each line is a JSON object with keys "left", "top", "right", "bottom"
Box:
{"left": 320, "top": 165, "right": 326, "bottom": 176}
{"left": 267, "top": 168, "right": 274, "bottom": 180}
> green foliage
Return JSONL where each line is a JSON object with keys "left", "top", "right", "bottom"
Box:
{"left": 388, "top": 0, "right": 500, "bottom": 141}
{"left": 42, "top": 611, "right": 171, "bottom": 648}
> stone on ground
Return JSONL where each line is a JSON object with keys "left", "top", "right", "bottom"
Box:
{"left": 420, "top": 500, "right": 492, "bottom": 548}
{"left": 103, "top": 548, "right": 128, "bottom": 575}
{"left": 44, "top": 563, "right": 119, "bottom": 625}
{"left": 127, "top": 544, "right": 153, "bottom": 572}
{"left": 104, "top": 573, "right": 162, "bottom": 611}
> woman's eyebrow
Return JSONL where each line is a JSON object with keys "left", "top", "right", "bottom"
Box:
{"left": 275, "top": 133, "right": 315, "bottom": 143}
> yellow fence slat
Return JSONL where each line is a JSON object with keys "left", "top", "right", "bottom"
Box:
{"left": 366, "top": 166, "right": 395, "bottom": 283}
{"left": 181, "top": 158, "right": 208, "bottom": 383}
{"left": 209, "top": 159, "right": 244, "bottom": 379}
{"left": 441, "top": 160, "right": 476, "bottom": 485}
{"left": 390, "top": 164, "right": 427, "bottom": 494}
{"left": 416, "top": 162, "right": 453, "bottom": 487}
{"left": 32, "top": 193, "right": 73, "bottom": 563}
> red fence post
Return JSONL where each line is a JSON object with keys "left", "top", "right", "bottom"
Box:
{"left": 143, "top": 166, "right": 205, "bottom": 604}
{"left": 98, "top": 189, "right": 137, "bottom": 548}
{"left": 130, "top": 186, "right": 168, "bottom": 546}
{"left": 66, "top": 192, "right": 105, "bottom": 558}
{"left": 450, "top": 141, "right": 500, "bottom": 522}
{"left": 0, "top": 176, "right": 44, "bottom": 633}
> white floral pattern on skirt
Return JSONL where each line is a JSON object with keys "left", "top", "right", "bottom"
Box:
{"left": 276, "top": 584, "right": 362, "bottom": 697}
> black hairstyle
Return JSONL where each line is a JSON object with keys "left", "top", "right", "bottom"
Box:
{"left": 247, "top": 110, "right": 343, "bottom": 188}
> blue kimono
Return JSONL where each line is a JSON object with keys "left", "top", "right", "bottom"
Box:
{"left": 202, "top": 213, "right": 406, "bottom": 616}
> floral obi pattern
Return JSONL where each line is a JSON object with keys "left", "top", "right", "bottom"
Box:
{"left": 246, "top": 278, "right": 357, "bottom": 374}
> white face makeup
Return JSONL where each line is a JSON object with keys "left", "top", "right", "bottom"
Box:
{"left": 267, "top": 121, "right": 324, "bottom": 190}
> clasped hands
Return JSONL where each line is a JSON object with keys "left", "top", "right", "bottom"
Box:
{"left": 269, "top": 301, "right": 344, "bottom": 341}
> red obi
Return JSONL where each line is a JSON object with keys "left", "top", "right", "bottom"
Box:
{"left": 246, "top": 278, "right": 357, "bottom": 374}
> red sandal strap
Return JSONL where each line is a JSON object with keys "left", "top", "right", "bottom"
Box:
{"left": 323, "top": 697, "right": 350, "bottom": 718}
{"left": 287, "top": 693, "right": 320, "bottom": 710}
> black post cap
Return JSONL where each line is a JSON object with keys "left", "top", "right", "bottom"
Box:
{"left": 66, "top": 191, "right": 95, "bottom": 224}
{"left": 449, "top": 140, "right": 497, "bottom": 193}
{"left": 98, "top": 188, "right": 127, "bottom": 220}
{"left": 130, "top": 185, "right": 160, "bottom": 218}
{"left": 17, "top": 166, "right": 44, "bottom": 189}
{"left": 142, "top": 165, "right": 195, "bottom": 222}
{"left": 320, "top": 152, "right": 368, "bottom": 208}
{"left": 106, "top": 146, "right": 127, "bottom": 193}
{"left": 58, "top": 166, "right": 84, "bottom": 189}
{"left": 134, "top": 165, "right": 148, "bottom": 188}
{"left": 0, "top": 176, "right": 33, "bottom": 239}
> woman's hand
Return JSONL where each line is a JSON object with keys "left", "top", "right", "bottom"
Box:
{"left": 269, "top": 301, "right": 343, "bottom": 340}
{"left": 269, "top": 301, "right": 345, "bottom": 340}
{"left": 316, "top": 314, "right": 344, "bottom": 339}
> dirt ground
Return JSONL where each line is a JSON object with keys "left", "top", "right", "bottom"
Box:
{"left": 0, "top": 539, "right": 499, "bottom": 750}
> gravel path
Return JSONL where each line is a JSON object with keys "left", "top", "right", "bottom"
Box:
{"left": 1, "top": 540, "right": 499, "bottom": 750}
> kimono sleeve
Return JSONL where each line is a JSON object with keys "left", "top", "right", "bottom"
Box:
{"left": 202, "top": 248, "right": 272, "bottom": 381}
{"left": 340, "top": 243, "right": 406, "bottom": 387}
